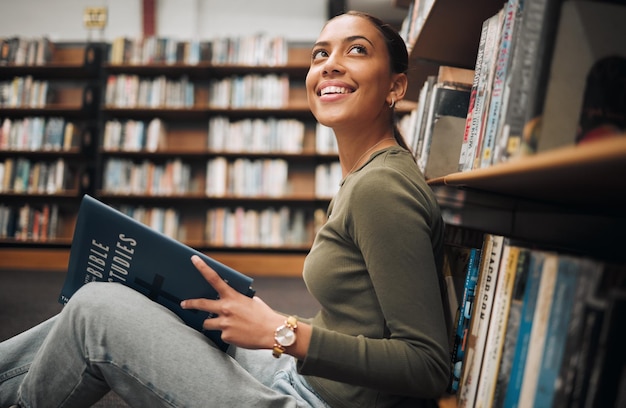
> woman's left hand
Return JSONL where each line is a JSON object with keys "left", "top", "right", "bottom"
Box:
{"left": 180, "top": 255, "right": 284, "bottom": 350}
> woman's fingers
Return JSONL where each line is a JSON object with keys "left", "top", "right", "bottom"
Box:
{"left": 180, "top": 255, "right": 231, "bottom": 312}
{"left": 190, "top": 255, "right": 232, "bottom": 294}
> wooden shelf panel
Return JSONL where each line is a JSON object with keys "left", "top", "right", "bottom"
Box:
{"left": 0, "top": 247, "right": 306, "bottom": 277}
{"left": 102, "top": 106, "right": 314, "bottom": 120}
{"left": 429, "top": 136, "right": 626, "bottom": 211}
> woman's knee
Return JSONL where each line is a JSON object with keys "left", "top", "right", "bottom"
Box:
{"left": 63, "top": 282, "right": 143, "bottom": 325}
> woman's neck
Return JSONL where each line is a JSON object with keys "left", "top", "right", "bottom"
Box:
{"left": 335, "top": 129, "right": 398, "bottom": 178}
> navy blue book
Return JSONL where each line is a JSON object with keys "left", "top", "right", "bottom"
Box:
{"left": 59, "top": 194, "right": 256, "bottom": 351}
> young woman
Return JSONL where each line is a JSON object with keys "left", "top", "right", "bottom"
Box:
{"left": 0, "top": 11, "right": 450, "bottom": 408}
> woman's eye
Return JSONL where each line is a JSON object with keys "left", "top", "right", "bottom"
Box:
{"left": 348, "top": 45, "right": 367, "bottom": 55}
{"left": 311, "top": 49, "right": 328, "bottom": 60}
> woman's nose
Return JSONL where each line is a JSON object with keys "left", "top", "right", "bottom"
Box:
{"left": 322, "top": 54, "right": 343, "bottom": 75}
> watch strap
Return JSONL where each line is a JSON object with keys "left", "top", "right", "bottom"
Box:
{"left": 272, "top": 316, "right": 298, "bottom": 358}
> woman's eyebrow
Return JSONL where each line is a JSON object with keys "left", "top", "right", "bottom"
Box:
{"left": 346, "top": 35, "right": 374, "bottom": 47}
{"left": 312, "top": 35, "right": 375, "bottom": 49}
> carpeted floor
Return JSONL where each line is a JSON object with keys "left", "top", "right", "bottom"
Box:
{"left": 0, "top": 268, "right": 320, "bottom": 407}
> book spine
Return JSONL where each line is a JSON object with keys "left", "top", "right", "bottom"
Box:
{"left": 449, "top": 246, "right": 481, "bottom": 393}
{"left": 479, "top": 0, "right": 520, "bottom": 169}
{"left": 458, "top": 234, "right": 504, "bottom": 407}
{"left": 517, "top": 253, "right": 559, "bottom": 408}
{"left": 463, "top": 10, "right": 504, "bottom": 171}
{"left": 550, "top": 258, "right": 602, "bottom": 407}
{"left": 475, "top": 244, "right": 521, "bottom": 407}
{"left": 502, "top": 250, "right": 547, "bottom": 408}
{"left": 495, "top": 0, "right": 555, "bottom": 163}
{"left": 458, "top": 18, "right": 489, "bottom": 171}
{"left": 532, "top": 255, "right": 580, "bottom": 407}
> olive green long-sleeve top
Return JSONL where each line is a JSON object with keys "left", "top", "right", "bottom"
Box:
{"left": 298, "top": 146, "right": 450, "bottom": 408}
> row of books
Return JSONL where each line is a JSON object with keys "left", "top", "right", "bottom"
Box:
{"left": 444, "top": 225, "right": 626, "bottom": 407}
{"left": 458, "top": 0, "right": 626, "bottom": 171}
{"left": 0, "top": 117, "right": 75, "bottom": 151}
{"left": 207, "top": 116, "right": 304, "bottom": 153}
{"left": 0, "top": 36, "right": 54, "bottom": 66}
{"left": 402, "top": 66, "right": 472, "bottom": 177}
{"left": 111, "top": 203, "right": 317, "bottom": 248}
{"left": 205, "top": 157, "right": 288, "bottom": 198}
{"left": 398, "top": 0, "right": 435, "bottom": 53}
{"left": 102, "top": 118, "right": 165, "bottom": 152}
{"left": 314, "top": 162, "right": 341, "bottom": 199}
{"left": 0, "top": 203, "right": 59, "bottom": 241}
{"left": 108, "top": 34, "right": 289, "bottom": 67}
{"left": 210, "top": 35, "right": 289, "bottom": 66}
{"left": 315, "top": 123, "right": 339, "bottom": 154}
{"left": 0, "top": 157, "right": 68, "bottom": 194}
{"left": 0, "top": 76, "right": 49, "bottom": 108}
{"left": 208, "top": 74, "right": 289, "bottom": 109}
{"left": 205, "top": 206, "right": 311, "bottom": 248}
{"left": 102, "top": 158, "right": 192, "bottom": 196}
{"left": 116, "top": 205, "right": 181, "bottom": 240}
{"left": 104, "top": 74, "right": 194, "bottom": 108}
{"left": 405, "top": 1, "right": 626, "bottom": 177}
{"left": 457, "top": 0, "right": 523, "bottom": 171}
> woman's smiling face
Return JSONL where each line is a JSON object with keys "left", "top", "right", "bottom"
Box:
{"left": 306, "top": 14, "right": 396, "bottom": 129}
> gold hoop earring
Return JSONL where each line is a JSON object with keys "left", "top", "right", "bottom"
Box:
{"left": 389, "top": 98, "right": 395, "bottom": 109}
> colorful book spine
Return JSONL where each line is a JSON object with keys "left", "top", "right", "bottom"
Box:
{"left": 492, "top": 248, "right": 530, "bottom": 408}
{"left": 474, "top": 244, "right": 521, "bottom": 407}
{"left": 502, "top": 250, "right": 547, "bottom": 408}
{"left": 479, "top": 0, "right": 521, "bottom": 169}
{"left": 457, "top": 234, "right": 505, "bottom": 407}
{"left": 463, "top": 9, "right": 504, "bottom": 171}
{"left": 450, "top": 246, "right": 481, "bottom": 393}
{"left": 550, "top": 258, "right": 603, "bottom": 407}
{"left": 494, "top": 0, "right": 563, "bottom": 163}
{"left": 458, "top": 18, "right": 489, "bottom": 171}
{"left": 532, "top": 254, "right": 582, "bottom": 407}
{"left": 517, "top": 252, "right": 559, "bottom": 408}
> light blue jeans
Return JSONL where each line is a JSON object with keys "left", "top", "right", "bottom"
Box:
{"left": 0, "top": 282, "right": 329, "bottom": 408}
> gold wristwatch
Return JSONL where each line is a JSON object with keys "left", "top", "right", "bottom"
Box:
{"left": 272, "top": 316, "right": 298, "bottom": 358}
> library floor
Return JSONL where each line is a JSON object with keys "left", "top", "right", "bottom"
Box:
{"left": 0, "top": 268, "right": 320, "bottom": 407}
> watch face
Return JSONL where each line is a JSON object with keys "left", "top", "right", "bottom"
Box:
{"left": 275, "top": 324, "right": 296, "bottom": 347}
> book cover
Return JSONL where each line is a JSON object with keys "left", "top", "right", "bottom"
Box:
{"left": 474, "top": 243, "right": 521, "bottom": 407}
{"left": 59, "top": 194, "right": 256, "bottom": 352}
{"left": 457, "top": 234, "right": 504, "bottom": 407}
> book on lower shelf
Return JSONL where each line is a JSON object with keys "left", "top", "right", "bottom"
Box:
{"left": 58, "top": 194, "right": 256, "bottom": 352}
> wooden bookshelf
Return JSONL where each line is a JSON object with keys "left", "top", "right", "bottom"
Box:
{"left": 0, "top": 41, "right": 104, "bottom": 261}
{"left": 428, "top": 135, "right": 626, "bottom": 211}
{"left": 91, "top": 41, "right": 329, "bottom": 277}
{"left": 403, "top": 0, "right": 504, "bottom": 100}
{"left": 398, "top": 0, "right": 626, "bottom": 405}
